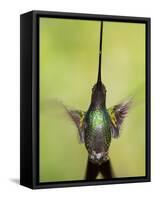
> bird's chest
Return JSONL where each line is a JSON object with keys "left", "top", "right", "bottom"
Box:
{"left": 88, "top": 110, "right": 108, "bottom": 131}
{"left": 85, "top": 109, "right": 111, "bottom": 150}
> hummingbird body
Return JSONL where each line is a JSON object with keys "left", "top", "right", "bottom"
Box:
{"left": 85, "top": 107, "right": 111, "bottom": 164}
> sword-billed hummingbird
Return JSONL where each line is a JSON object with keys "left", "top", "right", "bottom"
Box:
{"left": 64, "top": 21, "right": 131, "bottom": 172}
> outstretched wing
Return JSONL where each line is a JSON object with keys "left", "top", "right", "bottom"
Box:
{"left": 64, "top": 107, "right": 86, "bottom": 143}
{"left": 108, "top": 99, "right": 132, "bottom": 138}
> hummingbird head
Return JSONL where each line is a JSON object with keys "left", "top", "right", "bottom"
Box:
{"left": 90, "top": 58, "right": 107, "bottom": 108}
{"left": 91, "top": 81, "right": 106, "bottom": 108}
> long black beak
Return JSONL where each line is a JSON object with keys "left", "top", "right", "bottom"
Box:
{"left": 97, "top": 21, "right": 103, "bottom": 85}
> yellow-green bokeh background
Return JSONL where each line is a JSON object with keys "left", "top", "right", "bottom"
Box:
{"left": 39, "top": 18, "right": 145, "bottom": 182}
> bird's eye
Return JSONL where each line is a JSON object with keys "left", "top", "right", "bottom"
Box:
{"left": 102, "top": 89, "right": 106, "bottom": 95}
{"left": 92, "top": 85, "right": 96, "bottom": 92}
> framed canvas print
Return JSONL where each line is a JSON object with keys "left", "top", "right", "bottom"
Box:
{"left": 20, "top": 10, "right": 151, "bottom": 189}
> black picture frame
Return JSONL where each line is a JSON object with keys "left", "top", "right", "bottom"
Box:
{"left": 20, "top": 10, "right": 151, "bottom": 189}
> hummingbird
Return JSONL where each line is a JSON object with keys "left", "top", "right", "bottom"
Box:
{"left": 64, "top": 21, "right": 131, "bottom": 178}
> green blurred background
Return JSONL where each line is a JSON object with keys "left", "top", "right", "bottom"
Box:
{"left": 39, "top": 18, "right": 145, "bottom": 182}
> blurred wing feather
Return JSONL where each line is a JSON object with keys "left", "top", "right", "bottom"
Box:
{"left": 108, "top": 99, "right": 132, "bottom": 138}
{"left": 64, "top": 107, "right": 86, "bottom": 143}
